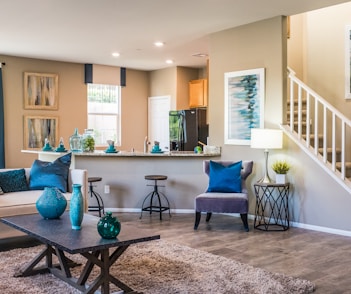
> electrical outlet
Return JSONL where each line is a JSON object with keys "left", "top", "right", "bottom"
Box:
{"left": 104, "top": 185, "right": 110, "bottom": 194}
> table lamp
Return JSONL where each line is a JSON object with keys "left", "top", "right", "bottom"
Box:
{"left": 250, "top": 128, "right": 283, "bottom": 183}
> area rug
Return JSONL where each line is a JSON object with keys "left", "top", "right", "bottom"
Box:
{"left": 0, "top": 239, "right": 315, "bottom": 294}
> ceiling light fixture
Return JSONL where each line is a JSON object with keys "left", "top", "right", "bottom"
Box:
{"left": 154, "top": 42, "right": 164, "bottom": 47}
{"left": 112, "top": 52, "right": 120, "bottom": 57}
{"left": 192, "top": 53, "right": 208, "bottom": 58}
{"left": 166, "top": 59, "right": 173, "bottom": 64}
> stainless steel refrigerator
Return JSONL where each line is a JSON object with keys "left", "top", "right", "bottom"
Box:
{"left": 169, "top": 108, "right": 208, "bottom": 151}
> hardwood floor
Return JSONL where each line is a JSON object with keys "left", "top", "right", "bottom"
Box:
{"left": 120, "top": 212, "right": 351, "bottom": 293}
{"left": 2, "top": 212, "right": 351, "bottom": 293}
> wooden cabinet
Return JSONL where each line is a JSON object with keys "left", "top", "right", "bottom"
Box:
{"left": 189, "top": 79, "right": 208, "bottom": 108}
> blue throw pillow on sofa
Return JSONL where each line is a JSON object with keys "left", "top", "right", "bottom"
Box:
{"left": 0, "top": 169, "right": 29, "bottom": 193}
{"left": 207, "top": 160, "right": 242, "bottom": 193}
{"left": 29, "top": 153, "right": 71, "bottom": 193}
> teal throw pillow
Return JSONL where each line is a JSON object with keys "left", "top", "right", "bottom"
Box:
{"left": 207, "top": 160, "right": 242, "bottom": 193}
{"left": 0, "top": 169, "right": 29, "bottom": 193}
{"left": 29, "top": 153, "right": 71, "bottom": 193}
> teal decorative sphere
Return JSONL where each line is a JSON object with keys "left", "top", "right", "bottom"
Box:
{"left": 36, "top": 187, "right": 67, "bottom": 219}
{"left": 97, "top": 211, "right": 121, "bottom": 239}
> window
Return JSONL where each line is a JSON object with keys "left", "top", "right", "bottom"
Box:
{"left": 87, "top": 84, "right": 121, "bottom": 146}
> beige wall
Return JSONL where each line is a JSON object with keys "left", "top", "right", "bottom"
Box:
{"left": 91, "top": 64, "right": 121, "bottom": 85}
{"left": 1, "top": 55, "right": 87, "bottom": 167}
{"left": 120, "top": 69, "right": 149, "bottom": 151}
{"left": 149, "top": 67, "right": 177, "bottom": 109}
{"left": 207, "top": 15, "right": 288, "bottom": 212}
{"left": 290, "top": 2, "right": 351, "bottom": 116}
{"left": 149, "top": 66, "right": 201, "bottom": 110}
{"left": 176, "top": 66, "right": 198, "bottom": 110}
{"left": 208, "top": 16, "right": 287, "bottom": 149}
{"left": 287, "top": 14, "right": 305, "bottom": 79}
{"left": 0, "top": 55, "right": 149, "bottom": 167}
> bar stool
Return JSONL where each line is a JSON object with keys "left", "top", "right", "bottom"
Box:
{"left": 88, "top": 177, "right": 105, "bottom": 217}
{"left": 140, "top": 175, "right": 171, "bottom": 220}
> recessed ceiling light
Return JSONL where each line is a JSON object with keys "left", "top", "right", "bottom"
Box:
{"left": 154, "top": 42, "right": 164, "bottom": 47}
{"left": 112, "top": 52, "right": 120, "bottom": 57}
{"left": 166, "top": 59, "right": 173, "bottom": 64}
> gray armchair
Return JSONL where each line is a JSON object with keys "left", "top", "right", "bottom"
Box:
{"left": 194, "top": 160, "right": 253, "bottom": 231}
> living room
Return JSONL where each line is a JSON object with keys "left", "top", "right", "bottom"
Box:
{"left": 1, "top": 1, "right": 351, "bottom": 293}
{"left": 2, "top": 2, "right": 351, "bottom": 234}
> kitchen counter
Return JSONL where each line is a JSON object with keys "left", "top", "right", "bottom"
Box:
{"left": 21, "top": 149, "right": 221, "bottom": 212}
{"left": 22, "top": 149, "right": 221, "bottom": 159}
{"left": 76, "top": 150, "right": 220, "bottom": 157}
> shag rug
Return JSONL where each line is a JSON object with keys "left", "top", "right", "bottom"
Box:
{"left": 0, "top": 239, "right": 315, "bottom": 294}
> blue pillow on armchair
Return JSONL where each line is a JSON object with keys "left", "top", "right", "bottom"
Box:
{"left": 29, "top": 153, "right": 71, "bottom": 193}
{"left": 206, "top": 160, "right": 242, "bottom": 193}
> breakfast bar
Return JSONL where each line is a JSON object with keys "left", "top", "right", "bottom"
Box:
{"left": 22, "top": 150, "right": 221, "bottom": 213}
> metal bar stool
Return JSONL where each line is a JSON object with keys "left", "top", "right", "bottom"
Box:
{"left": 88, "top": 177, "right": 105, "bottom": 217}
{"left": 140, "top": 175, "right": 171, "bottom": 220}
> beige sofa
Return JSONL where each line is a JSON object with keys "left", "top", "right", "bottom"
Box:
{"left": 0, "top": 168, "right": 88, "bottom": 218}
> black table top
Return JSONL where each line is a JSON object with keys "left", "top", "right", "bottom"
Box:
{"left": 1, "top": 213, "right": 160, "bottom": 254}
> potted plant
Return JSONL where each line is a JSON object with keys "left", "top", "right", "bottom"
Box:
{"left": 271, "top": 160, "right": 291, "bottom": 184}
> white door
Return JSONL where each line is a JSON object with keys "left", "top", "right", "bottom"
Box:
{"left": 148, "top": 96, "right": 170, "bottom": 151}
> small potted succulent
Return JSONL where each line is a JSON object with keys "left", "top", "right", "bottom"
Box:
{"left": 271, "top": 160, "right": 291, "bottom": 184}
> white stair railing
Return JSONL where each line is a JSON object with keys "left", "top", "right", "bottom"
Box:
{"left": 286, "top": 68, "right": 351, "bottom": 189}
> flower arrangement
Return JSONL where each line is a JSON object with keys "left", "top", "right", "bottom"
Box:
{"left": 271, "top": 160, "right": 291, "bottom": 174}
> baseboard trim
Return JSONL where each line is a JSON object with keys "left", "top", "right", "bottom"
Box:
{"left": 104, "top": 208, "right": 351, "bottom": 237}
{"left": 288, "top": 221, "right": 351, "bottom": 237}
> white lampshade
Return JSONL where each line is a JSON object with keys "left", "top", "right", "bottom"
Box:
{"left": 250, "top": 128, "right": 283, "bottom": 183}
{"left": 250, "top": 128, "right": 283, "bottom": 150}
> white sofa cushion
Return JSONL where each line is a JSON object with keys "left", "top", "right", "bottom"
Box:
{"left": 0, "top": 190, "right": 72, "bottom": 217}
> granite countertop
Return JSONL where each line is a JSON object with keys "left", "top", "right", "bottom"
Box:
{"left": 75, "top": 150, "right": 220, "bottom": 157}
{"left": 22, "top": 149, "right": 221, "bottom": 157}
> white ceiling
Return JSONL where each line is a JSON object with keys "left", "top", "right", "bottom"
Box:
{"left": 1, "top": 0, "right": 349, "bottom": 71}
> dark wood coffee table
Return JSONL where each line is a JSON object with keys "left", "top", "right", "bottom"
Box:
{"left": 1, "top": 213, "right": 160, "bottom": 294}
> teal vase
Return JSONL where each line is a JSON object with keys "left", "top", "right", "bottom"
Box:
{"left": 97, "top": 211, "right": 121, "bottom": 239}
{"left": 36, "top": 187, "right": 67, "bottom": 219}
{"left": 69, "top": 184, "right": 84, "bottom": 230}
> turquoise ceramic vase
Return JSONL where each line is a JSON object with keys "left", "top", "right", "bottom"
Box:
{"left": 36, "top": 187, "right": 67, "bottom": 219}
{"left": 69, "top": 184, "right": 84, "bottom": 230}
{"left": 97, "top": 211, "right": 121, "bottom": 239}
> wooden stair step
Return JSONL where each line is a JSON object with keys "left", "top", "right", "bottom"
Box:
{"left": 318, "top": 147, "right": 342, "bottom": 154}
{"left": 287, "top": 109, "right": 307, "bottom": 115}
{"left": 302, "top": 134, "right": 323, "bottom": 140}
{"left": 293, "top": 121, "right": 309, "bottom": 126}
{"left": 287, "top": 99, "right": 307, "bottom": 106}
{"left": 336, "top": 162, "right": 351, "bottom": 169}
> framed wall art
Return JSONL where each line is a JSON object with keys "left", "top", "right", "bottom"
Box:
{"left": 24, "top": 72, "right": 58, "bottom": 109}
{"left": 345, "top": 25, "right": 351, "bottom": 99}
{"left": 224, "top": 68, "right": 265, "bottom": 145}
{"left": 24, "top": 116, "right": 58, "bottom": 149}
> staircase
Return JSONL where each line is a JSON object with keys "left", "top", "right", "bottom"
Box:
{"left": 281, "top": 68, "right": 351, "bottom": 193}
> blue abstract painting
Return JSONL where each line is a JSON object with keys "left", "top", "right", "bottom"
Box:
{"left": 224, "top": 68, "right": 265, "bottom": 145}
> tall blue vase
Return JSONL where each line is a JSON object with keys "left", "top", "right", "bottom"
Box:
{"left": 70, "top": 184, "right": 84, "bottom": 230}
